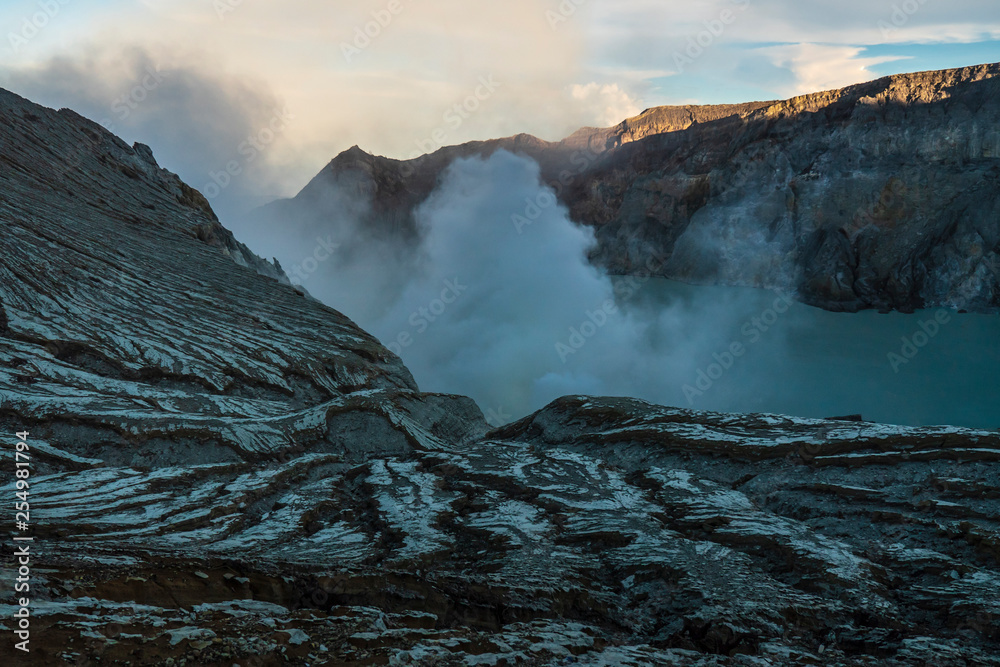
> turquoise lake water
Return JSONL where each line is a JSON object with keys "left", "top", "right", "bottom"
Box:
{"left": 628, "top": 278, "right": 1000, "bottom": 429}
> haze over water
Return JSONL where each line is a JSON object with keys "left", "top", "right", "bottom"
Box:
{"left": 632, "top": 279, "right": 1000, "bottom": 429}
{"left": 239, "top": 151, "right": 1000, "bottom": 431}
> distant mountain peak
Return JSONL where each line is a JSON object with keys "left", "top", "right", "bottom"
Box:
{"left": 5, "top": 65, "right": 1000, "bottom": 666}
{"left": 261, "top": 61, "right": 1000, "bottom": 314}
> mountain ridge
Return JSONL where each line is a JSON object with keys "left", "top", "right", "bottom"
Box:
{"left": 254, "top": 61, "right": 1000, "bottom": 313}
{"left": 2, "top": 78, "right": 1000, "bottom": 665}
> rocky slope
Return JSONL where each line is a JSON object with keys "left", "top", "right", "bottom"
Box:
{"left": 2, "top": 89, "right": 1000, "bottom": 666}
{"left": 253, "top": 62, "right": 1000, "bottom": 313}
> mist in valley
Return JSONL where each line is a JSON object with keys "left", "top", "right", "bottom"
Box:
{"left": 229, "top": 150, "right": 1000, "bottom": 430}
{"left": 8, "top": 33, "right": 997, "bottom": 432}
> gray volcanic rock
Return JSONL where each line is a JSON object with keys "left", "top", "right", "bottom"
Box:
{"left": 259, "top": 62, "right": 1000, "bottom": 313}
{"left": 2, "top": 89, "right": 1000, "bottom": 666}
{"left": 246, "top": 103, "right": 774, "bottom": 247}
{"left": 578, "top": 62, "right": 1000, "bottom": 314}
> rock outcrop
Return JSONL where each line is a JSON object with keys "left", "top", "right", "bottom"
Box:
{"left": 255, "top": 62, "right": 1000, "bottom": 313}
{"left": 2, "top": 88, "right": 1000, "bottom": 666}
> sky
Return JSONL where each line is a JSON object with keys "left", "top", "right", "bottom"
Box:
{"left": 1, "top": 0, "right": 998, "bottom": 425}
{"left": 0, "top": 0, "right": 998, "bottom": 216}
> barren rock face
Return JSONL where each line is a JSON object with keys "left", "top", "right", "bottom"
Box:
{"left": 2, "top": 87, "right": 1000, "bottom": 666}
{"left": 579, "top": 63, "right": 1000, "bottom": 314}
{"left": 259, "top": 62, "right": 1000, "bottom": 314}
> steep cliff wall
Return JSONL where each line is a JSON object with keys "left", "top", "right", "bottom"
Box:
{"left": 257, "top": 63, "right": 1000, "bottom": 313}
{"left": 2, "top": 86, "right": 1000, "bottom": 666}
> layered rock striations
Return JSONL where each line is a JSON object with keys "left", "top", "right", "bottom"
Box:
{"left": 1, "top": 88, "right": 999, "bottom": 665}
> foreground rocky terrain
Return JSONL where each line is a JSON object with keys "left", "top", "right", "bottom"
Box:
{"left": 1, "top": 88, "right": 1000, "bottom": 666}
{"left": 252, "top": 62, "right": 1000, "bottom": 313}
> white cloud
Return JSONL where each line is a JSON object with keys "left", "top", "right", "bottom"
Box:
{"left": 569, "top": 82, "right": 643, "bottom": 126}
{"left": 587, "top": 0, "right": 1000, "bottom": 48}
{"left": 2, "top": 0, "right": 997, "bottom": 212}
{"left": 583, "top": 0, "right": 1000, "bottom": 104}
{"left": 752, "top": 44, "right": 910, "bottom": 96}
